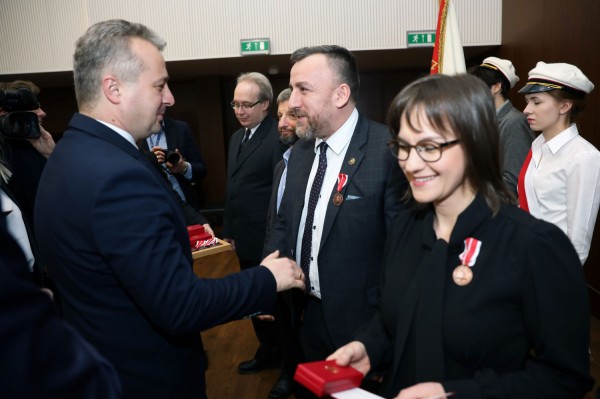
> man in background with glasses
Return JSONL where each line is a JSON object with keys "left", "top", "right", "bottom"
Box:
{"left": 223, "top": 72, "right": 286, "bottom": 375}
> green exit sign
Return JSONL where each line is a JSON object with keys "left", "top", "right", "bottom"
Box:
{"left": 407, "top": 31, "right": 436, "bottom": 47}
{"left": 241, "top": 38, "right": 270, "bottom": 55}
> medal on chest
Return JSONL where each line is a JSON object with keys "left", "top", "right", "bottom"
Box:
{"left": 333, "top": 173, "right": 348, "bottom": 206}
{"left": 452, "top": 237, "right": 481, "bottom": 286}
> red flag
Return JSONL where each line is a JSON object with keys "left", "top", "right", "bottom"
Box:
{"left": 430, "top": 0, "right": 466, "bottom": 75}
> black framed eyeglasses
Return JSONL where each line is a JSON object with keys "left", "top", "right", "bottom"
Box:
{"left": 230, "top": 100, "right": 262, "bottom": 110}
{"left": 388, "top": 139, "right": 460, "bottom": 162}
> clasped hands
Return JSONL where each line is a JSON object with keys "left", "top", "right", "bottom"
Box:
{"left": 260, "top": 250, "right": 305, "bottom": 293}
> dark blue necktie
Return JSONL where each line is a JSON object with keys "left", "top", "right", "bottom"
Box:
{"left": 238, "top": 129, "right": 251, "bottom": 159}
{"left": 300, "top": 142, "right": 328, "bottom": 293}
{"left": 241, "top": 128, "right": 251, "bottom": 145}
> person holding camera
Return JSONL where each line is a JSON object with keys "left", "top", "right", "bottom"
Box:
{"left": 0, "top": 80, "right": 55, "bottom": 287}
{"left": 139, "top": 116, "right": 207, "bottom": 211}
{"left": 0, "top": 81, "right": 55, "bottom": 226}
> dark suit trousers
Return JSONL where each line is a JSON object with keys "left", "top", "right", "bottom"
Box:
{"left": 239, "top": 258, "right": 281, "bottom": 361}
{"left": 275, "top": 290, "right": 304, "bottom": 376}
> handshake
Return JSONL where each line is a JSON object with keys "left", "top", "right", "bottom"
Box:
{"left": 260, "top": 251, "right": 305, "bottom": 292}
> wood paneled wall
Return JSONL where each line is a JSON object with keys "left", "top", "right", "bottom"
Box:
{"left": 499, "top": 0, "right": 600, "bottom": 314}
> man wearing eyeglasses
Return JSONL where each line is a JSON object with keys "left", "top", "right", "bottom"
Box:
{"left": 223, "top": 72, "right": 287, "bottom": 375}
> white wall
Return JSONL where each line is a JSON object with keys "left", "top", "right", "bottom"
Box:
{"left": 0, "top": 0, "right": 501, "bottom": 74}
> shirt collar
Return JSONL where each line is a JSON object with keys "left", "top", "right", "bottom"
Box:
{"left": 283, "top": 147, "right": 292, "bottom": 165}
{"left": 97, "top": 120, "right": 138, "bottom": 148}
{"left": 314, "top": 108, "right": 358, "bottom": 155}
{"left": 546, "top": 124, "right": 579, "bottom": 154}
{"left": 496, "top": 99, "right": 509, "bottom": 115}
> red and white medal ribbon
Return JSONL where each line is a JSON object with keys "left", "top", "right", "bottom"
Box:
{"left": 452, "top": 237, "right": 481, "bottom": 286}
{"left": 332, "top": 173, "right": 348, "bottom": 206}
{"left": 336, "top": 173, "right": 348, "bottom": 192}
{"left": 458, "top": 237, "right": 481, "bottom": 267}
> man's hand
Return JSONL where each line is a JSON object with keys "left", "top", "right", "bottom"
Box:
{"left": 150, "top": 146, "right": 166, "bottom": 163}
{"left": 223, "top": 238, "right": 236, "bottom": 251}
{"left": 166, "top": 149, "right": 187, "bottom": 174}
{"left": 203, "top": 224, "right": 214, "bottom": 237}
{"left": 28, "top": 126, "right": 55, "bottom": 158}
{"left": 260, "top": 250, "right": 304, "bottom": 292}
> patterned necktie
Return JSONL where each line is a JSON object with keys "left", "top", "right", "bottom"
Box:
{"left": 300, "top": 142, "right": 328, "bottom": 293}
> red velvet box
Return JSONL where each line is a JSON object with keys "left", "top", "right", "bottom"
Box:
{"left": 187, "top": 224, "right": 212, "bottom": 247}
{"left": 294, "top": 360, "right": 363, "bottom": 397}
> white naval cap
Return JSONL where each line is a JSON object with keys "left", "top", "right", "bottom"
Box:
{"left": 518, "top": 61, "right": 594, "bottom": 96}
{"left": 480, "top": 57, "right": 519, "bottom": 89}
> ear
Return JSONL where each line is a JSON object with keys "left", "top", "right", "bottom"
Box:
{"left": 334, "top": 83, "right": 351, "bottom": 108}
{"left": 559, "top": 100, "right": 573, "bottom": 115}
{"left": 490, "top": 82, "right": 502, "bottom": 96}
{"left": 102, "top": 75, "right": 121, "bottom": 105}
{"left": 260, "top": 100, "right": 270, "bottom": 112}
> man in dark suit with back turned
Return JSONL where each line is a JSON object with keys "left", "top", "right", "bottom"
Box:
{"left": 34, "top": 19, "right": 304, "bottom": 399}
{"left": 0, "top": 196, "right": 121, "bottom": 399}
{"left": 266, "top": 46, "right": 406, "bottom": 394}
{"left": 223, "top": 72, "right": 287, "bottom": 374}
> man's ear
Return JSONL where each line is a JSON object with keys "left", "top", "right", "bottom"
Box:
{"left": 102, "top": 76, "right": 121, "bottom": 104}
{"left": 334, "top": 83, "right": 351, "bottom": 108}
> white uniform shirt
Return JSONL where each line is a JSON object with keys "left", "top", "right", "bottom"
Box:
{"left": 523, "top": 124, "right": 600, "bottom": 265}
{"left": 296, "top": 108, "right": 358, "bottom": 298}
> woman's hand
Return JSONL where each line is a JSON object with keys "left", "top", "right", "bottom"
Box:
{"left": 326, "top": 341, "right": 371, "bottom": 375}
{"left": 394, "top": 382, "right": 447, "bottom": 399}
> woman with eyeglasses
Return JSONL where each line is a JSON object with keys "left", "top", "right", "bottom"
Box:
{"left": 517, "top": 62, "right": 600, "bottom": 266}
{"left": 327, "top": 74, "right": 592, "bottom": 398}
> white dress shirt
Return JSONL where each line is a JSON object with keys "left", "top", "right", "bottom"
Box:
{"left": 296, "top": 108, "right": 358, "bottom": 298}
{"left": 1, "top": 189, "right": 35, "bottom": 270}
{"left": 524, "top": 124, "right": 600, "bottom": 265}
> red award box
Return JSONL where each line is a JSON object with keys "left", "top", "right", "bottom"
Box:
{"left": 187, "top": 224, "right": 211, "bottom": 247}
{"left": 294, "top": 360, "right": 363, "bottom": 397}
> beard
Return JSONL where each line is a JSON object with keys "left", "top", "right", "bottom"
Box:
{"left": 279, "top": 132, "right": 299, "bottom": 146}
{"left": 295, "top": 111, "right": 331, "bottom": 141}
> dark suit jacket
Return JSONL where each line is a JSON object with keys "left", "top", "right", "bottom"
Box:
{"left": 1, "top": 197, "right": 121, "bottom": 399}
{"left": 3, "top": 139, "right": 46, "bottom": 229}
{"left": 35, "top": 113, "right": 278, "bottom": 399}
{"left": 357, "top": 198, "right": 592, "bottom": 397}
{"left": 223, "top": 114, "right": 286, "bottom": 262}
{"left": 138, "top": 117, "right": 207, "bottom": 210}
{"left": 267, "top": 113, "right": 406, "bottom": 349}
{"left": 497, "top": 100, "right": 534, "bottom": 194}
{"left": 1, "top": 182, "right": 45, "bottom": 285}
{"left": 264, "top": 157, "right": 287, "bottom": 252}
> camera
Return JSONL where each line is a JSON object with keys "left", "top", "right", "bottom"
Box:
{"left": 0, "top": 89, "right": 41, "bottom": 140}
{"left": 165, "top": 150, "right": 181, "bottom": 165}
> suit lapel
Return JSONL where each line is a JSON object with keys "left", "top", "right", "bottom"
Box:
{"left": 319, "top": 116, "right": 368, "bottom": 252}
{"left": 163, "top": 118, "right": 178, "bottom": 150}
{"left": 289, "top": 141, "right": 317, "bottom": 245}
{"left": 232, "top": 115, "right": 273, "bottom": 175}
{"left": 69, "top": 114, "right": 178, "bottom": 203}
